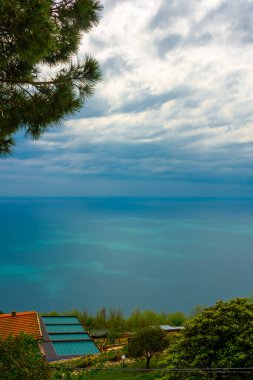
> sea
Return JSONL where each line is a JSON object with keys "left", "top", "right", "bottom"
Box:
{"left": 0, "top": 197, "right": 253, "bottom": 315}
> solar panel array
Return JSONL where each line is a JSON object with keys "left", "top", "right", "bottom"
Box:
{"left": 41, "top": 316, "right": 100, "bottom": 358}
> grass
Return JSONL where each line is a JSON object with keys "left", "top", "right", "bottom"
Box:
{"left": 52, "top": 368, "right": 164, "bottom": 380}
{"left": 50, "top": 348, "right": 168, "bottom": 379}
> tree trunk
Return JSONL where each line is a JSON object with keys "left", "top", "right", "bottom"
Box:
{"left": 146, "top": 354, "right": 151, "bottom": 369}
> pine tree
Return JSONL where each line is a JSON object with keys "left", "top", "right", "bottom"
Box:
{"left": 0, "top": 0, "right": 102, "bottom": 154}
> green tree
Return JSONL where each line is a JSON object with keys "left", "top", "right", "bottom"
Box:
{"left": 0, "top": 0, "right": 102, "bottom": 154}
{"left": 108, "top": 307, "right": 125, "bottom": 331}
{"left": 94, "top": 307, "right": 107, "bottom": 328}
{"left": 126, "top": 309, "right": 187, "bottom": 331}
{"left": 163, "top": 298, "right": 253, "bottom": 379}
{"left": 128, "top": 327, "right": 168, "bottom": 369}
{"left": 168, "top": 311, "right": 186, "bottom": 326}
{"left": 0, "top": 333, "right": 50, "bottom": 380}
{"left": 108, "top": 328, "right": 121, "bottom": 344}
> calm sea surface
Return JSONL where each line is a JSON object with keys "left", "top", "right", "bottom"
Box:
{"left": 0, "top": 197, "right": 253, "bottom": 314}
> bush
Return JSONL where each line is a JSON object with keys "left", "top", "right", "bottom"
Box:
{"left": 0, "top": 333, "right": 50, "bottom": 380}
{"left": 163, "top": 298, "right": 253, "bottom": 379}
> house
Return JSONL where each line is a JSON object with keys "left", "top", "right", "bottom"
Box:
{"left": 0, "top": 311, "right": 42, "bottom": 340}
{"left": 39, "top": 315, "right": 100, "bottom": 361}
{"left": 0, "top": 311, "right": 100, "bottom": 362}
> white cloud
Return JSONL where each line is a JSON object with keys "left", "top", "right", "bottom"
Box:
{"left": 2, "top": 0, "right": 253, "bottom": 196}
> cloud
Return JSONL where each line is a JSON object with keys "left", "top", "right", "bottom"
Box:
{"left": 1, "top": 0, "right": 253, "bottom": 196}
{"left": 148, "top": 0, "right": 195, "bottom": 30}
{"left": 198, "top": 0, "right": 253, "bottom": 45}
{"left": 156, "top": 34, "right": 182, "bottom": 56}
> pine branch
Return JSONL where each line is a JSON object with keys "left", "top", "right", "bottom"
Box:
{"left": 0, "top": 0, "right": 103, "bottom": 154}
{"left": 51, "top": 0, "right": 76, "bottom": 11}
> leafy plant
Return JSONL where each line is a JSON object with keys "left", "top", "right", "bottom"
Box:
{"left": 128, "top": 327, "right": 168, "bottom": 369}
{"left": 0, "top": 333, "right": 50, "bottom": 380}
{"left": 163, "top": 298, "right": 253, "bottom": 379}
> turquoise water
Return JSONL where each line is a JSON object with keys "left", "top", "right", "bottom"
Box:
{"left": 1, "top": 197, "right": 253, "bottom": 314}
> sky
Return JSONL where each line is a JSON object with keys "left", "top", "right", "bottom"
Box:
{"left": 1, "top": 0, "right": 253, "bottom": 197}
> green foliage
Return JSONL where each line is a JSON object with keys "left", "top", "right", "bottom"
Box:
{"left": 108, "top": 308, "right": 125, "bottom": 331}
{"left": 163, "top": 297, "right": 253, "bottom": 379}
{"left": 108, "top": 328, "right": 121, "bottom": 344}
{"left": 94, "top": 307, "right": 108, "bottom": 328}
{"left": 43, "top": 307, "right": 187, "bottom": 332}
{"left": 128, "top": 327, "right": 169, "bottom": 369}
{"left": 0, "top": 0, "right": 102, "bottom": 154}
{"left": 127, "top": 309, "right": 186, "bottom": 330}
{"left": 166, "top": 312, "right": 186, "bottom": 327}
{"left": 0, "top": 333, "right": 50, "bottom": 380}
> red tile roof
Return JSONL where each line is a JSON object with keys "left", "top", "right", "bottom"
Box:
{"left": 0, "top": 311, "right": 42, "bottom": 340}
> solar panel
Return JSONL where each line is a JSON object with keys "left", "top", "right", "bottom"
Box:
{"left": 40, "top": 315, "right": 100, "bottom": 360}
{"left": 53, "top": 341, "right": 100, "bottom": 356}
{"left": 49, "top": 333, "right": 90, "bottom": 341}
{"left": 42, "top": 316, "right": 80, "bottom": 325}
{"left": 45, "top": 324, "right": 85, "bottom": 333}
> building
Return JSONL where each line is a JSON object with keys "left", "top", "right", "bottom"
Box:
{"left": 0, "top": 311, "right": 100, "bottom": 362}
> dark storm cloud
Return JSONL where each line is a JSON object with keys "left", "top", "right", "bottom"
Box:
{"left": 7, "top": 114, "right": 253, "bottom": 183}
{"left": 2, "top": 121, "right": 253, "bottom": 196}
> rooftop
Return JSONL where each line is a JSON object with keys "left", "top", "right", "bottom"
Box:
{"left": 160, "top": 325, "right": 185, "bottom": 331}
{"left": 0, "top": 311, "right": 42, "bottom": 340}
